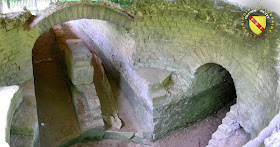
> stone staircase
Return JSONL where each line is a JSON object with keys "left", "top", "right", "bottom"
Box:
{"left": 207, "top": 104, "right": 240, "bottom": 147}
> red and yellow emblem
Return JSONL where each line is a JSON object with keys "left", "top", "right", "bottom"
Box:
{"left": 241, "top": 6, "right": 274, "bottom": 38}
{"left": 249, "top": 16, "right": 266, "bottom": 35}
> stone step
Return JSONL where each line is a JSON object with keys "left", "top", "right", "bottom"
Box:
{"left": 229, "top": 104, "right": 238, "bottom": 115}
{"left": 208, "top": 139, "right": 219, "bottom": 146}
{"left": 229, "top": 122, "right": 240, "bottom": 132}
{"left": 217, "top": 123, "right": 240, "bottom": 137}
{"left": 226, "top": 111, "right": 238, "bottom": 120}
{"left": 212, "top": 130, "right": 226, "bottom": 141}
{"left": 135, "top": 67, "right": 172, "bottom": 95}
{"left": 217, "top": 124, "right": 231, "bottom": 135}
{"left": 222, "top": 116, "right": 236, "bottom": 126}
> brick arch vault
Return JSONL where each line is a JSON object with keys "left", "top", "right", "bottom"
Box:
{"left": 131, "top": 11, "right": 280, "bottom": 141}
{"left": 184, "top": 40, "right": 278, "bottom": 139}
{"left": 1, "top": 1, "right": 280, "bottom": 144}
{"left": 0, "top": 1, "right": 134, "bottom": 146}
{"left": 30, "top": 1, "right": 133, "bottom": 35}
{"left": 0, "top": 1, "right": 133, "bottom": 87}
{"left": 140, "top": 36, "right": 279, "bottom": 140}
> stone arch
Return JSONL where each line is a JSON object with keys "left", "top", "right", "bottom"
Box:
{"left": 193, "top": 62, "right": 237, "bottom": 100}
{"left": 191, "top": 62, "right": 237, "bottom": 118}
{"left": 29, "top": 1, "right": 134, "bottom": 34}
{"left": 191, "top": 61, "right": 240, "bottom": 106}
{"left": 185, "top": 46, "right": 252, "bottom": 109}
{"left": 182, "top": 41, "right": 277, "bottom": 137}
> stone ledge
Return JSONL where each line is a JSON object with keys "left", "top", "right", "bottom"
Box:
{"left": 104, "top": 131, "right": 135, "bottom": 142}
{"left": 136, "top": 67, "right": 172, "bottom": 90}
{"left": 135, "top": 67, "right": 172, "bottom": 106}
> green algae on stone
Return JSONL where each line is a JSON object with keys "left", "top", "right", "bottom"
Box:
{"left": 10, "top": 125, "right": 34, "bottom": 136}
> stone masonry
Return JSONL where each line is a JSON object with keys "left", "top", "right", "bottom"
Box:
{"left": 207, "top": 104, "right": 241, "bottom": 147}
{"left": 73, "top": 19, "right": 238, "bottom": 140}
{"left": 0, "top": 85, "right": 23, "bottom": 146}
{"left": 65, "top": 39, "right": 94, "bottom": 85}
{"left": 10, "top": 79, "right": 39, "bottom": 147}
{"left": 52, "top": 25, "right": 121, "bottom": 146}
{"left": 0, "top": 0, "right": 280, "bottom": 145}
{"left": 65, "top": 39, "right": 104, "bottom": 139}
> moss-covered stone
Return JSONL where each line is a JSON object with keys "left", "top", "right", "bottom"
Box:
{"left": 10, "top": 126, "right": 33, "bottom": 136}
{"left": 196, "top": 9, "right": 207, "bottom": 20}
{"left": 59, "top": 134, "right": 103, "bottom": 147}
{"left": 0, "top": 0, "right": 280, "bottom": 144}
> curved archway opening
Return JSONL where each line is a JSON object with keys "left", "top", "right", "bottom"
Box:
{"left": 30, "top": 18, "right": 136, "bottom": 146}
{"left": 192, "top": 63, "right": 236, "bottom": 115}
{"left": 31, "top": 22, "right": 81, "bottom": 147}
{"left": 191, "top": 63, "right": 238, "bottom": 145}
{"left": 193, "top": 63, "right": 250, "bottom": 146}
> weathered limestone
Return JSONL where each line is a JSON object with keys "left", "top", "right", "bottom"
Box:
{"left": 72, "top": 19, "right": 237, "bottom": 140}
{"left": 90, "top": 53, "right": 121, "bottom": 129}
{"left": 71, "top": 19, "right": 155, "bottom": 134}
{"left": 65, "top": 39, "right": 94, "bottom": 85}
{"left": 0, "top": 85, "right": 23, "bottom": 146}
{"left": 135, "top": 67, "right": 172, "bottom": 106}
{"left": 71, "top": 84, "right": 104, "bottom": 136}
{"left": 0, "top": 0, "right": 280, "bottom": 144}
{"left": 245, "top": 110, "right": 280, "bottom": 147}
{"left": 207, "top": 104, "right": 250, "bottom": 147}
{"left": 10, "top": 79, "right": 39, "bottom": 147}
{"left": 63, "top": 38, "right": 104, "bottom": 139}
{"left": 264, "top": 124, "right": 280, "bottom": 147}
